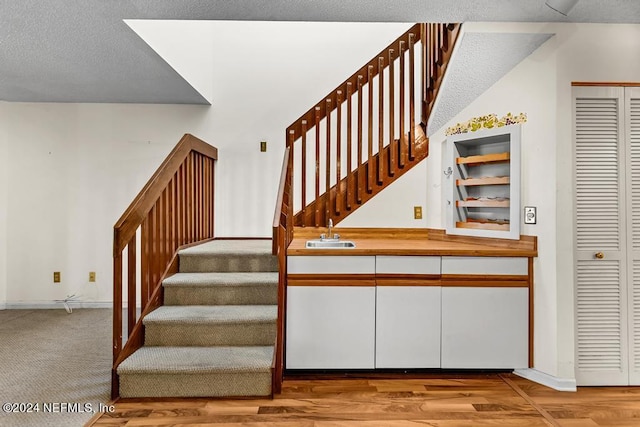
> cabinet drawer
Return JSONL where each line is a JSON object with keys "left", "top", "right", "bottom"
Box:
{"left": 287, "top": 256, "right": 375, "bottom": 274}
{"left": 375, "top": 256, "right": 441, "bottom": 274}
{"left": 441, "top": 256, "right": 528, "bottom": 275}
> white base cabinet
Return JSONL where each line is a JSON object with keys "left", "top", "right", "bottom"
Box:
{"left": 375, "top": 286, "right": 441, "bottom": 368}
{"left": 286, "top": 286, "right": 376, "bottom": 369}
{"left": 441, "top": 287, "right": 528, "bottom": 369}
{"left": 286, "top": 255, "right": 530, "bottom": 371}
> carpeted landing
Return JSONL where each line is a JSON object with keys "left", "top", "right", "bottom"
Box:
{"left": 117, "top": 239, "right": 278, "bottom": 398}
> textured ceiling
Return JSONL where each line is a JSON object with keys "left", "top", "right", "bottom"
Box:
{"left": 428, "top": 32, "right": 554, "bottom": 135}
{"left": 0, "top": 0, "right": 639, "bottom": 103}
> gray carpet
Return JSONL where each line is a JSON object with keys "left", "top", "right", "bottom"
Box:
{"left": 0, "top": 309, "right": 111, "bottom": 427}
{"left": 117, "top": 239, "right": 278, "bottom": 398}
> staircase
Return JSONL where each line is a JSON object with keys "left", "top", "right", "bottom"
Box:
{"left": 281, "top": 23, "right": 461, "bottom": 228}
{"left": 117, "top": 239, "right": 278, "bottom": 398}
{"left": 272, "top": 22, "right": 461, "bottom": 390}
{"left": 113, "top": 22, "right": 461, "bottom": 399}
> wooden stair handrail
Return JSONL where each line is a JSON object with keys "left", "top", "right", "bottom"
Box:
{"left": 271, "top": 146, "right": 292, "bottom": 395}
{"left": 286, "top": 24, "right": 422, "bottom": 141}
{"left": 112, "top": 133, "right": 218, "bottom": 399}
{"left": 114, "top": 134, "right": 218, "bottom": 255}
{"left": 272, "top": 146, "right": 291, "bottom": 255}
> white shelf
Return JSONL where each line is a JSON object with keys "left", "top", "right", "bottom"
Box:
{"left": 445, "top": 126, "right": 521, "bottom": 240}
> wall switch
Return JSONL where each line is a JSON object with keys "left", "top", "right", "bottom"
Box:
{"left": 260, "top": 141, "right": 267, "bottom": 152}
{"left": 414, "top": 206, "right": 423, "bottom": 219}
{"left": 89, "top": 272, "right": 96, "bottom": 282}
{"left": 524, "top": 206, "right": 537, "bottom": 224}
{"left": 53, "top": 272, "right": 61, "bottom": 283}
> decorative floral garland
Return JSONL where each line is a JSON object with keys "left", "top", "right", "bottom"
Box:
{"left": 445, "top": 112, "right": 527, "bottom": 136}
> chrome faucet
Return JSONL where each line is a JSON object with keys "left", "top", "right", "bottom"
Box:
{"left": 321, "top": 218, "right": 339, "bottom": 241}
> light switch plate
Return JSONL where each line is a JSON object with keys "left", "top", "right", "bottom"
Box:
{"left": 524, "top": 206, "right": 536, "bottom": 224}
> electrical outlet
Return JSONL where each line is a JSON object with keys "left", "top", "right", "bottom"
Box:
{"left": 414, "top": 206, "right": 423, "bottom": 220}
{"left": 260, "top": 141, "right": 267, "bottom": 152}
{"left": 53, "top": 272, "right": 61, "bottom": 283}
{"left": 89, "top": 272, "right": 96, "bottom": 282}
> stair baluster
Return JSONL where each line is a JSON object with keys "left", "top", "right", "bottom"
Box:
{"left": 301, "top": 120, "right": 307, "bottom": 224}
{"left": 409, "top": 32, "right": 416, "bottom": 160}
{"left": 388, "top": 48, "right": 396, "bottom": 177}
{"left": 346, "top": 82, "right": 353, "bottom": 211}
{"left": 336, "top": 90, "right": 342, "bottom": 216}
{"left": 314, "top": 106, "right": 321, "bottom": 227}
{"left": 399, "top": 40, "right": 406, "bottom": 168}
{"left": 325, "top": 98, "right": 332, "bottom": 223}
{"left": 377, "top": 56, "right": 384, "bottom": 185}
{"left": 367, "top": 64, "right": 374, "bottom": 193}
{"left": 357, "top": 75, "right": 364, "bottom": 204}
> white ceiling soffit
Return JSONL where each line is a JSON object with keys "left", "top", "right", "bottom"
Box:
{"left": 125, "top": 20, "right": 215, "bottom": 104}
{"left": 427, "top": 31, "right": 554, "bottom": 135}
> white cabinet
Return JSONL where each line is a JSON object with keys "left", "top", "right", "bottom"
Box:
{"left": 444, "top": 125, "right": 521, "bottom": 240}
{"left": 376, "top": 286, "right": 441, "bottom": 368}
{"left": 286, "top": 254, "right": 531, "bottom": 371}
{"left": 441, "top": 287, "right": 528, "bottom": 369}
{"left": 286, "top": 285, "right": 376, "bottom": 369}
{"left": 375, "top": 256, "right": 441, "bottom": 368}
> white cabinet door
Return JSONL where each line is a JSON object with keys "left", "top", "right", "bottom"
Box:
{"left": 286, "top": 286, "right": 375, "bottom": 369}
{"left": 375, "top": 286, "right": 441, "bottom": 368}
{"left": 441, "top": 287, "right": 528, "bottom": 369}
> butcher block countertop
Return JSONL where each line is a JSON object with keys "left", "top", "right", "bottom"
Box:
{"left": 287, "top": 228, "right": 538, "bottom": 257}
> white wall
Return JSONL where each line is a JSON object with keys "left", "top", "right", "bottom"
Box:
{"left": 348, "top": 22, "right": 640, "bottom": 381}
{"left": 1, "top": 22, "right": 411, "bottom": 305}
{"left": 0, "top": 102, "right": 8, "bottom": 309}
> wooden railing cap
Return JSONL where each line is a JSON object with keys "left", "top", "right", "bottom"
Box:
{"left": 113, "top": 133, "right": 218, "bottom": 255}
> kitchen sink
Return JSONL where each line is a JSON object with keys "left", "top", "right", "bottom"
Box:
{"left": 305, "top": 240, "right": 356, "bottom": 249}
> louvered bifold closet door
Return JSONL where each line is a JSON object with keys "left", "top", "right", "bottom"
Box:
{"left": 626, "top": 87, "right": 640, "bottom": 385}
{"left": 574, "top": 87, "right": 629, "bottom": 386}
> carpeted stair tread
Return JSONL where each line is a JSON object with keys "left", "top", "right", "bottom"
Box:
{"left": 178, "top": 240, "right": 277, "bottom": 273}
{"left": 163, "top": 272, "right": 278, "bottom": 287}
{"left": 179, "top": 239, "right": 273, "bottom": 256}
{"left": 144, "top": 305, "right": 277, "bottom": 325}
{"left": 117, "top": 346, "right": 273, "bottom": 374}
{"left": 118, "top": 238, "right": 278, "bottom": 398}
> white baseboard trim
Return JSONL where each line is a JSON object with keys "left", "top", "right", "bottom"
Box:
{"left": 0, "top": 303, "right": 6, "bottom": 310}
{"left": 4, "top": 301, "right": 115, "bottom": 309}
{"left": 514, "top": 368, "right": 577, "bottom": 392}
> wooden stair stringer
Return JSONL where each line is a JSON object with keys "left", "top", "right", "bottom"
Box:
{"left": 295, "top": 125, "right": 429, "bottom": 227}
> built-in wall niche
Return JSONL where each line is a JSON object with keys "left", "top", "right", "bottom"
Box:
{"left": 444, "top": 125, "right": 521, "bottom": 240}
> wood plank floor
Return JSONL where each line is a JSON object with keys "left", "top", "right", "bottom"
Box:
{"left": 89, "top": 373, "right": 640, "bottom": 426}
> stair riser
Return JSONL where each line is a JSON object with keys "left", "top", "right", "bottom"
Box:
{"left": 164, "top": 285, "right": 277, "bottom": 306}
{"left": 145, "top": 323, "right": 276, "bottom": 346}
{"left": 179, "top": 255, "right": 278, "bottom": 273}
{"left": 119, "top": 372, "right": 272, "bottom": 398}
